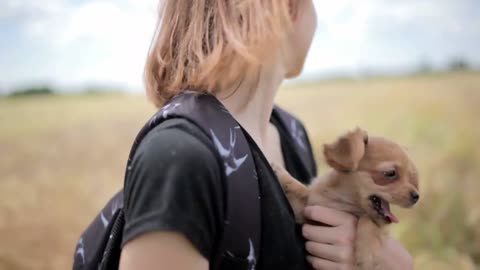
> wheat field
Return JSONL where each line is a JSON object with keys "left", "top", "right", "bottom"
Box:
{"left": 1, "top": 71, "right": 479, "bottom": 270}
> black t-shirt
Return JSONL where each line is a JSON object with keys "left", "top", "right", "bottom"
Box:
{"left": 122, "top": 115, "right": 317, "bottom": 270}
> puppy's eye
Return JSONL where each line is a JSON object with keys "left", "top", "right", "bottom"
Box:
{"left": 383, "top": 170, "right": 398, "bottom": 180}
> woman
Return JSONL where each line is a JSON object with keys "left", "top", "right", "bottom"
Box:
{"left": 119, "top": 0, "right": 413, "bottom": 269}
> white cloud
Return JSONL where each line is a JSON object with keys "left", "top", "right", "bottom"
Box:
{"left": 314, "top": 0, "right": 373, "bottom": 42}
{"left": 21, "top": 0, "right": 157, "bottom": 46}
{"left": 6, "top": 0, "right": 159, "bottom": 89}
{"left": 303, "top": 0, "right": 480, "bottom": 76}
{"left": 0, "top": 0, "right": 66, "bottom": 19}
{"left": 1, "top": 0, "right": 479, "bottom": 92}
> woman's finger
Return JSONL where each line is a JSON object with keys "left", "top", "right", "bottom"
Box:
{"left": 303, "top": 224, "right": 337, "bottom": 244}
{"left": 304, "top": 205, "right": 357, "bottom": 227}
{"left": 303, "top": 224, "right": 355, "bottom": 246}
{"left": 306, "top": 256, "right": 340, "bottom": 270}
{"left": 305, "top": 241, "right": 352, "bottom": 263}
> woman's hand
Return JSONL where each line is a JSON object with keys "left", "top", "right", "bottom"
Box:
{"left": 303, "top": 206, "right": 414, "bottom": 270}
{"left": 303, "top": 205, "right": 357, "bottom": 270}
{"left": 378, "top": 236, "right": 414, "bottom": 270}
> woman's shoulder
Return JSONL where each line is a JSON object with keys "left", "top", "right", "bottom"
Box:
{"left": 126, "top": 118, "right": 224, "bottom": 191}
{"left": 122, "top": 118, "right": 226, "bottom": 257}
{"left": 136, "top": 118, "right": 220, "bottom": 166}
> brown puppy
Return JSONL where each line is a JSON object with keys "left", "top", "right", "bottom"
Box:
{"left": 272, "top": 128, "right": 419, "bottom": 269}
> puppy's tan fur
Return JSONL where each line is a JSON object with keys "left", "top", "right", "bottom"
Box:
{"left": 272, "top": 128, "right": 419, "bottom": 270}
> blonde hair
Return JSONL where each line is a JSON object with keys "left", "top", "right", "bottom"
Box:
{"left": 144, "top": 0, "right": 292, "bottom": 107}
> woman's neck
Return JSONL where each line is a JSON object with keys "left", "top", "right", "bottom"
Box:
{"left": 219, "top": 62, "right": 286, "bottom": 151}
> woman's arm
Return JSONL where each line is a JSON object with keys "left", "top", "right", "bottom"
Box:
{"left": 378, "top": 236, "right": 414, "bottom": 270}
{"left": 120, "top": 232, "right": 208, "bottom": 270}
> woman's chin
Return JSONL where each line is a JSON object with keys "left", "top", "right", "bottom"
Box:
{"left": 285, "top": 67, "right": 304, "bottom": 79}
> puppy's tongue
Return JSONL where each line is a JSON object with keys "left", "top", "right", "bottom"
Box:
{"left": 381, "top": 200, "right": 399, "bottom": 223}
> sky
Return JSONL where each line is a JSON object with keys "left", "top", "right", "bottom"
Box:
{"left": 1, "top": 0, "right": 479, "bottom": 93}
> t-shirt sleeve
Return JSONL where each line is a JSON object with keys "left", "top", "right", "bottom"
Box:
{"left": 121, "top": 123, "right": 225, "bottom": 260}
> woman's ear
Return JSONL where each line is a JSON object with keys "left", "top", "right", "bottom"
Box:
{"left": 323, "top": 128, "right": 368, "bottom": 173}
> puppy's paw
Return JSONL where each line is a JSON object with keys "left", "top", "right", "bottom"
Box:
{"left": 271, "top": 163, "right": 302, "bottom": 191}
{"left": 270, "top": 162, "right": 280, "bottom": 173}
{"left": 270, "top": 162, "right": 288, "bottom": 178}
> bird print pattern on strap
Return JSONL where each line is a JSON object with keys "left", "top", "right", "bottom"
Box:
{"left": 75, "top": 238, "right": 86, "bottom": 264}
{"left": 247, "top": 239, "right": 257, "bottom": 270}
{"left": 210, "top": 127, "right": 248, "bottom": 176}
{"left": 148, "top": 102, "right": 181, "bottom": 127}
{"left": 290, "top": 119, "right": 307, "bottom": 151}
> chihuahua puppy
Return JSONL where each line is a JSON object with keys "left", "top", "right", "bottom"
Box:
{"left": 272, "top": 128, "right": 419, "bottom": 269}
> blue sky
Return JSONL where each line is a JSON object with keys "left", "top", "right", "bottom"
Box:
{"left": 1, "top": 0, "right": 479, "bottom": 93}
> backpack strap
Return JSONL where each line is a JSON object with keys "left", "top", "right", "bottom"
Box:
{"left": 125, "top": 91, "right": 261, "bottom": 269}
{"left": 74, "top": 190, "right": 125, "bottom": 270}
{"left": 272, "top": 105, "right": 317, "bottom": 178}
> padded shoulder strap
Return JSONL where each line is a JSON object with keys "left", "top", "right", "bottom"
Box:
{"left": 272, "top": 105, "right": 317, "bottom": 178}
{"left": 124, "top": 91, "right": 261, "bottom": 269}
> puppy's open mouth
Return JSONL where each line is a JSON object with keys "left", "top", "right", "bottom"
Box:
{"left": 369, "top": 195, "right": 399, "bottom": 224}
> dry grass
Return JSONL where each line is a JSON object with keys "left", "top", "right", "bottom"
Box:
{"left": 1, "top": 71, "right": 479, "bottom": 269}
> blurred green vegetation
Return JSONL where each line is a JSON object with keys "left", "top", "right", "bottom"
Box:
{"left": 7, "top": 86, "right": 55, "bottom": 97}
{"left": 0, "top": 71, "right": 479, "bottom": 269}
{"left": 3, "top": 86, "right": 125, "bottom": 99}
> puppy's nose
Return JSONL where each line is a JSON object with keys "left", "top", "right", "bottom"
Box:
{"left": 410, "top": 191, "right": 419, "bottom": 204}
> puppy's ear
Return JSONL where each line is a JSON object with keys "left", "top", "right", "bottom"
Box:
{"left": 323, "top": 127, "right": 368, "bottom": 172}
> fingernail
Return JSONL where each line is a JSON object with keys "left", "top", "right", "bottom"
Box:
{"left": 305, "top": 241, "right": 313, "bottom": 253}
{"left": 306, "top": 255, "right": 313, "bottom": 264}
{"left": 302, "top": 225, "right": 309, "bottom": 237}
